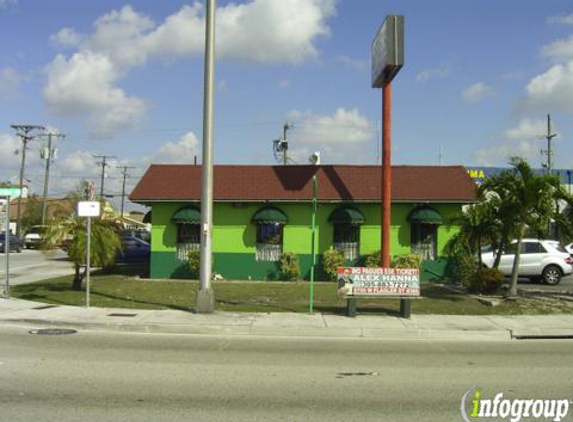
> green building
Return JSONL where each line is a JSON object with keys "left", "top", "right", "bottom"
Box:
{"left": 130, "top": 165, "right": 476, "bottom": 281}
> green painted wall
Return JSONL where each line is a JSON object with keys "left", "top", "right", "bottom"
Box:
{"left": 149, "top": 201, "right": 462, "bottom": 281}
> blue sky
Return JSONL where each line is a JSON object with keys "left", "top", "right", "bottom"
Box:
{"left": 1, "top": 0, "right": 573, "bottom": 210}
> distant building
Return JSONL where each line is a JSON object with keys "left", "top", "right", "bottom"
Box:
{"left": 465, "top": 166, "right": 573, "bottom": 193}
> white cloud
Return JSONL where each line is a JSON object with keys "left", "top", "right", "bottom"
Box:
{"left": 0, "top": 134, "right": 20, "bottom": 174}
{"left": 278, "top": 79, "right": 291, "bottom": 88}
{"left": 461, "top": 82, "right": 498, "bottom": 103}
{"left": 43, "top": 52, "right": 147, "bottom": 137}
{"left": 50, "top": 28, "right": 84, "bottom": 49}
{"left": 502, "top": 118, "right": 546, "bottom": 141}
{"left": 472, "top": 118, "right": 547, "bottom": 166}
{"left": 522, "top": 61, "right": 573, "bottom": 112}
{"left": 416, "top": 62, "right": 451, "bottom": 83}
{"left": 146, "top": 132, "right": 201, "bottom": 164}
{"left": 335, "top": 55, "right": 366, "bottom": 71}
{"left": 541, "top": 35, "right": 573, "bottom": 64}
{"left": 0, "top": 67, "right": 20, "bottom": 99}
{"left": 286, "top": 108, "right": 375, "bottom": 163}
{"left": 547, "top": 14, "right": 573, "bottom": 25}
{"left": 44, "top": 1, "right": 336, "bottom": 137}
{"left": 0, "top": 0, "right": 16, "bottom": 10}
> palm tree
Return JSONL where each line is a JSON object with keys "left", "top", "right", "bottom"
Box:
{"left": 42, "top": 198, "right": 122, "bottom": 291}
{"left": 484, "top": 158, "right": 563, "bottom": 297}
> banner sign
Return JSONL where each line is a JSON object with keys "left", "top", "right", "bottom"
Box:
{"left": 337, "top": 266, "right": 420, "bottom": 297}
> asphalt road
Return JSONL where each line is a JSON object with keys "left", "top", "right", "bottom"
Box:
{"left": 0, "top": 326, "right": 571, "bottom": 422}
{"left": 1, "top": 249, "right": 74, "bottom": 286}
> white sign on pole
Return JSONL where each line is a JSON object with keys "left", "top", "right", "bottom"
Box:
{"left": 77, "top": 201, "right": 101, "bottom": 217}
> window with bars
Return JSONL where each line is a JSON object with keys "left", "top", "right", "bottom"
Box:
{"left": 176, "top": 224, "right": 200, "bottom": 261}
{"left": 410, "top": 223, "right": 437, "bottom": 261}
{"left": 255, "top": 223, "right": 283, "bottom": 262}
{"left": 333, "top": 223, "right": 360, "bottom": 261}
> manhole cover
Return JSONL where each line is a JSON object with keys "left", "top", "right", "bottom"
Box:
{"left": 29, "top": 328, "right": 77, "bottom": 336}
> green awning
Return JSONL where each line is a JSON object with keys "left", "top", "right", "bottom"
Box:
{"left": 171, "top": 206, "right": 201, "bottom": 224}
{"left": 252, "top": 207, "right": 287, "bottom": 224}
{"left": 407, "top": 206, "right": 443, "bottom": 224}
{"left": 328, "top": 206, "right": 365, "bottom": 225}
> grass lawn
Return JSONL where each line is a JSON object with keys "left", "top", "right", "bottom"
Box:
{"left": 11, "top": 274, "right": 573, "bottom": 315}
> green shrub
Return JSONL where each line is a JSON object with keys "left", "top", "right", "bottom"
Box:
{"left": 468, "top": 268, "right": 504, "bottom": 294}
{"left": 364, "top": 250, "right": 381, "bottom": 267}
{"left": 322, "top": 249, "right": 345, "bottom": 281}
{"left": 449, "top": 254, "right": 477, "bottom": 286}
{"left": 279, "top": 252, "right": 300, "bottom": 281}
{"left": 392, "top": 253, "right": 423, "bottom": 269}
{"left": 187, "top": 249, "right": 201, "bottom": 279}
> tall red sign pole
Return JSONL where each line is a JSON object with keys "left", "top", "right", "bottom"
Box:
{"left": 381, "top": 83, "right": 392, "bottom": 268}
{"left": 372, "top": 15, "right": 408, "bottom": 316}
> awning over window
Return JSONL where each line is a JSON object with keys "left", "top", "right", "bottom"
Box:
{"left": 252, "top": 207, "right": 287, "bottom": 225}
{"left": 171, "top": 206, "right": 201, "bottom": 224}
{"left": 407, "top": 206, "right": 443, "bottom": 224}
{"left": 328, "top": 206, "right": 365, "bottom": 225}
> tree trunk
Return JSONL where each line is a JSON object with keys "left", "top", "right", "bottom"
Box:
{"left": 71, "top": 263, "right": 84, "bottom": 291}
{"left": 493, "top": 228, "right": 511, "bottom": 269}
{"left": 508, "top": 224, "right": 525, "bottom": 298}
{"left": 477, "top": 237, "right": 483, "bottom": 267}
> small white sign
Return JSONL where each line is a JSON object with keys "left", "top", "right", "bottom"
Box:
{"left": 77, "top": 201, "right": 101, "bottom": 217}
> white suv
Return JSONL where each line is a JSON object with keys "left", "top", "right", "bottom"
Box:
{"left": 481, "top": 239, "right": 573, "bottom": 285}
{"left": 24, "top": 225, "right": 47, "bottom": 249}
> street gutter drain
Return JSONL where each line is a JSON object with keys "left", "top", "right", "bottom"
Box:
{"left": 29, "top": 328, "right": 77, "bottom": 336}
{"left": 33, "top": 305, "right": 59, "bottom": 310}
{"left": 107, "top": 313, "right": 138, "bottom": 317}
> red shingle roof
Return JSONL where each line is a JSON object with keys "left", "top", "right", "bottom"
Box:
{"left": 129, "top": 165, "right": 477, "bottom": 203}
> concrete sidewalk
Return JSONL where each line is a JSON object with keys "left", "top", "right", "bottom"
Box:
{"left": 1, "top": 297, "right": 573, "bottom": 341}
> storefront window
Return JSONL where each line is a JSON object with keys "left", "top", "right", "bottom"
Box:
{"left": 177, "top": 223, "right": 200, "bottom": 261}
{"left": 333, "top": 224, "right": 360, "bottom": 261}
{"left": 411, "top": 223, "right": 437, "bottom": 261}
{"left": 256, "top": 223, "right": 283, "bottom": 262}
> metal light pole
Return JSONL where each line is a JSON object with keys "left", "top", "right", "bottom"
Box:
{"left": 196, "top": 0, "right": 216, "bottom": 313}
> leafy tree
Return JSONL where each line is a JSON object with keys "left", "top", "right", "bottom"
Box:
{"left": 21, "top": 194, "right": 42, "bottom": 232}
{"left": 483, "top": 158, "right": 566, "bottom": 297}
{"left": 42, "top": 182, "right": 122, "bottom": 291}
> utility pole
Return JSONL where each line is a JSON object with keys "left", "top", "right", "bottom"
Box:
{"left": 282, "top": 122, "right": 292, "bottom": 166}
{"left": 196, "top": 0, "right": 216, "bottom": 313}
{"left": 94, "top": 155, "right": 116, "bottom": 199}
{"left": 38, "top": 131, "right": 65, "bottom": 226}
{"left": 117, "top": 165, "right": 135, "bottom": 218}
{"left": 541, "top": 114, "right": 557, "bottom": 174}
{"left": 11, "top": 124, "right": 45, "bottom": 238}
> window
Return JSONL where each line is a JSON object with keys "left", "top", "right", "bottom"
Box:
{"left": 252, "top": 207, "right": 287, "bottom": 262}
{"left": 333, "top": 224, "right": 360, "bottom": 261}
{"left": 411, "top": 223, "right": 437, "bottom": 261}
{"left": 328, "top": 206, "right": 364, "bottom": 262}
{"left": 176, "top": 224, "right": 200, "bottom": 261}
{"left": 256, "top": 223, "right": 283, "bottom": 262}
{"left": 524, "top": 242, "right": 546, "bottom": 254}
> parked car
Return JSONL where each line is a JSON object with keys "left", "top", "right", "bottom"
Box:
{"left": 564, "top": 243, "right": 573, "bottom": 256}
{"left": 115, "top": 230, "right": 150, "bottom": 264}
{"left": 24, "top": 225, "right": 47, "bottom": 249}
{"left": 0, "top": 233, "right": 23, "bottom": 253}
{"left": 481, "top": 239, "right": 573, "bottom": 285}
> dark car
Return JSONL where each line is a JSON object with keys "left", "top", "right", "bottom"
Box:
{"left": 0, "top": 233, "right": 23, "bottom": 253}
{"left": 116, "top": 230, "right": 150, "bottom": 264}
